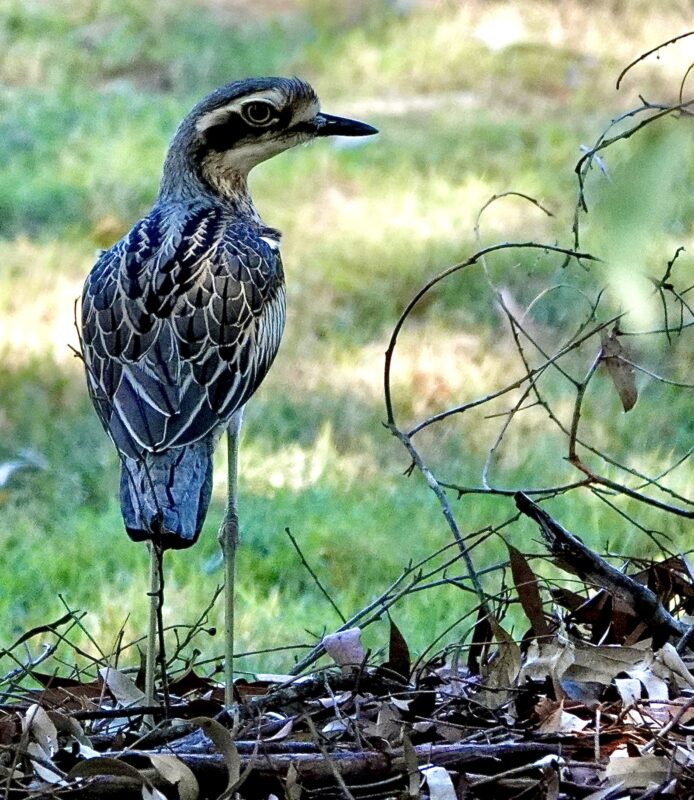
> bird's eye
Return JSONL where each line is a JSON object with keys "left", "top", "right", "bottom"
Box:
{"left": 242, "top": 102, "right": 275, "bottom": 126}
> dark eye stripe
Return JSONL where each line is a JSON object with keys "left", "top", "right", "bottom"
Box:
{"left": 200, "top": 106, "right": 293, "bottom": 153}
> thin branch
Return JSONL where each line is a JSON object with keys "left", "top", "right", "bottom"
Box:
{"left": 286, "top": 528, "right": 346, "bottom": 624}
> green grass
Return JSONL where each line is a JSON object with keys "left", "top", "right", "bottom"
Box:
{"left": 1, "top": 0, "right": 693, "bottom": 678}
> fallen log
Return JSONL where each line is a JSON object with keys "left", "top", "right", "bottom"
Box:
{"left": 68, "top": 741, "right": 565, "bottom": 799}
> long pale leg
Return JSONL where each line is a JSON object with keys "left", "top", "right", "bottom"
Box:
{"left": 144, "top": 541, "right": 160, "bottom": 727}
{"left": 218, "top": 410, "right": 243, "bottom": 708}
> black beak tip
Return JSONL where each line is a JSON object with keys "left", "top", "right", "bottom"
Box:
{"left": 316, "top": 113, "right": 379, "bottom": 138}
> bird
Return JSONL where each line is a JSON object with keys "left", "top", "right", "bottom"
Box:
{"left": 79, "top": 76, "right": 377, "bottom": 708}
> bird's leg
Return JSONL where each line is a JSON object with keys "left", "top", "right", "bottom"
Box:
{"left": 153, "top": 543, "right": 170, "bottom": 715}
{"left": 144, "top": 540, "right": 161, "bottom": 726}
{"left": 218, "top": 411, "right": 243, "bottom": 708}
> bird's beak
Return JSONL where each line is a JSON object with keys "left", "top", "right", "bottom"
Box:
{"left": 313, "top": 112, "right": 378, "bottom": 137}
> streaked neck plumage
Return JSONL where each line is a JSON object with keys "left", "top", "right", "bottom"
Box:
{"left": 156, "top": 122, "right": 260, "bottom": 221}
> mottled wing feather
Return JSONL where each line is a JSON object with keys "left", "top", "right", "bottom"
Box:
{"left": 81, "top": 202, "right": 285, "bottom": 458}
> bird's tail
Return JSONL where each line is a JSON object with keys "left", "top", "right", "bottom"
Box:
{"left": 119, "top": 441, "right": 214, "bottom": 549}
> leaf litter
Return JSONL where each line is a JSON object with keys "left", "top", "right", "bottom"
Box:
{"left": 3, "top": 550, "right": 694, "bottom": 798}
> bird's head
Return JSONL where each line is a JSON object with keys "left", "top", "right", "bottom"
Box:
{"left": 160, "top": 77, "right": 377, "bottom": 201}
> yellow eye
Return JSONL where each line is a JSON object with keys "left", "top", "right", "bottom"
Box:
{"left": 242, "top": 101, "right": 274, "bottom": 126}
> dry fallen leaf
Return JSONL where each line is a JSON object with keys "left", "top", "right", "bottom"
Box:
{"left": 69, "top": 756, "right": 148, "bottom": 783}
{"left": 263, "top": 718, "right": 294, "bottom": 742}
{"left": 385, "top": 616, "right": 411, "bottom": 680}
{"left": 582, "top": 785, "right": 625, "bottom": 800}
{"left": 520, "top": 636, "right": 575, "bottom": 700}
{"left": 477, "top": 617, "right": 521, "bottom": 709}
{"left": 507, "top": 544, "right": 549, "bottom": 636}
{"left": 602, "top": 752, "right": 673, "bottom": 788}
{"left": 26, "top": 740, "right": 64, "bottom": 785}
{"left": 364, "top": 702, "right": 402, "bottom": 743}
{"left": 23, "top": 704, "right": 59, "bottom": 757}
{"left": 141, "top": 786, "right": 168, "bottom": 800}
{"left": 149, "top": 754, "right": 199, "bottom": 800}
{"left": 536, "top": 701, "right": 590, "bottom": 734}
{"left": 191, "top": 717, "right": 240, "bottom": 791}
{"left": 47, "top": 709, "right": 93, "bottom": 748}
{"left": 565, "top": 641, "right": 670, "bottom": 700}
{"left": 600, "top": 330, "right": 637, "bottom": 412}
{"left": 285, "top": 763, "right": 301, "bottom": 800}
{"left": 322, "top": 628, "right": 365, "bottom": 673}
{"left": 402, "top": 733, "right": 419, "bottom": 800}
{"left": 421, "top": 765, "right": 456, "bottom": 800}
{"left": 99, "top": 666, "right": 147, "bottom": 707}
{"left": 614, "top": 677, "right": 641, "bottom": 707}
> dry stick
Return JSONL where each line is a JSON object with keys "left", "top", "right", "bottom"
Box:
{"left": 567, "top": 348, "right": 603, "bottom": 464}
{"left": 504, "top": 309, "right": 694, "bottom": 514}
{"left": 571, "top": 98, "right": 694, "bottom": 252}
{"left": 381, "top": 246, "right": 595, "bottom": 611}
{"left": 288, "top": 540, "right": 468, "bottom": 675}
{"left": 514, "top": 492, "right": 687, "bottom": 639}
{"left": 590, "top": 488, "right": 674, "bottom": 554}
{"left": 112, "top": 741, "right": 562, "bottom": 785}
{"left": 442, "top": 480, "right": 591, "bottom": 499}
{"left": 407, "top": 309, "right": 618, "bottom": 438}
{"left": 166, "top": 584, "right": 224, "bottom": 668}
{"left": 615, "top": 31, "right": 694, "bottom": 89}
{"left": 383, "top": 241, "right": 598, "bottom": 426}
{"left": 387, "top": 424, "right": 487, "bottom": 613}
{"left": 286, "top": 528, "right": 346, "bottom": 624}
{"left": 305, "top": 715, "right": 357, "bottom": 800}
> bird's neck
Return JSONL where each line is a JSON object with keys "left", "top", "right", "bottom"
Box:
{"left": 157, "top": 145, "right": 260, "bottom": 221}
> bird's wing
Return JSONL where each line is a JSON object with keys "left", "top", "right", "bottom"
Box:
{"left": 81, "top": 203, "right": 286, "bottom": 457}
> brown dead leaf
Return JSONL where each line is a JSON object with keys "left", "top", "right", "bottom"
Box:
{"left": 602, "top": 753, "right": 673, "bottom": 788}
{"left": 263, "top": 717, "right": 294, "bottom": 741}
{"left": 26, "top": 740, "right": 65, "bottom": 785}
{"left": 520, "top": 637, "right": 575, "bottom": 700}
{"left": 149, "top": 754, "right": 199, "bottom": 800}
{"left": 23, "top": 704, "right": 58, "bottom": 757}
{"left": 614, "top": 677, "right": 641, "bottom": 707}
{"left": 99, "top": 666, "right": 147, "bottom": 706}
{"left": 536, "top": 700, "right": 590, "bottom": 733}
{"left": 0, "top": 714, "right": 18, "bottom": 745}
{"left": 507, "top": 544, "right": 549, "bottom": 636}
{"left": 467, "top": 605, "right": 492, "bottom": 676}
{"left": 141, "top": 786, "right": 167, "bottom": 800}
{"left": 191, "top": 717, "right": 240, "bottom": 791}
{"left": 582, "top": 786, "right": 625, "bottom": 800}
{"left": 68, "top": 756, "right": 147, "bottom": 783}
{"left": 363, "top": 702, "right": 402, "bottom": 743}
{"left": 477, "top": 617, "right": 521, "bottom": 710}
{"left": 402, "top": 732, "right": 419, "bottom": 799}
{"left": 167, "top": 668, "right": 215, "bottom": 698}
{"left": 285, "top": 763, "right": 301, "bottom": 800}
{"left": 384, "top": 615, "right": 411, "bottom": 680}
{"left": 565, "top": 641, "right": 670, "bottom": 700}
{"left": 600, "top": 330, "right": 637, "bottom": 412}
{"left": 47, "top": 709, "right": 93, "bottom": 748}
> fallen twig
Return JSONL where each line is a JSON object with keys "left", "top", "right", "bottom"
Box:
{"left": 514, "top": 492, "right": 687, "bottom": 640}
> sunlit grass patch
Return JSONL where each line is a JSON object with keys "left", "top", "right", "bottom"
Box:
{"left": 1, "top": 0, "right": 692, "bottom": 672}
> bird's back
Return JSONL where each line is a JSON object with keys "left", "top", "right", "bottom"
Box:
{"left": 81, "top": 200, "right": 286, "bottom": 546}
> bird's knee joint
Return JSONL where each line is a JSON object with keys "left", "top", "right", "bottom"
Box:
{"left": 218, "top": 514, "right": 240, "bottom": 548}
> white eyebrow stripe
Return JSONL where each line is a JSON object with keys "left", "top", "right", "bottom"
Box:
{"left": 292, "top": 99, "right": 320, "bottom": 125}
{"left": 195, "top": 89, "right": 286, "bottom": 132}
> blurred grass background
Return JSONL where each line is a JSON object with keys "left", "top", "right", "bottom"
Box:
{"left": 1, "top": 0, "right": 692, "bottom": 674}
